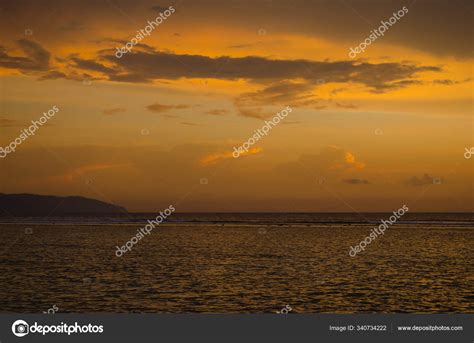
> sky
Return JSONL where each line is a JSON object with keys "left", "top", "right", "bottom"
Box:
{"left": 0, "top": 0, "right": 472, "bottom": 212}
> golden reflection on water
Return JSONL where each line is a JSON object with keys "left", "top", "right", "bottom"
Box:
{"left": 0, "top": 223, "right": 472, "bottom": 313}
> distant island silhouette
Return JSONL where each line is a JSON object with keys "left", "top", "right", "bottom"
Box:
{"left": 0, "top": 193, "right": 127, "bottom": 216}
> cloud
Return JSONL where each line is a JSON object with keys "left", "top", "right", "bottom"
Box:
{"left": 70, "top": 56, "right": 116, "bottom": 74}
{"left": 368, "top": 79, "right": 425, "bottom": 93}
{"left": 103, "top": 107, "right": 126, "bottom": 115}
{"left": 99, "top": 50, "right": 440, "bottom": 92}
{"left": 406, "top": 174, "right": 441, "bottom": 186}
{"left": 200, "top": 147, "right": 262, "bottom": 166}
{"left": 433, "top": 79, "right": 456, "bottom": 85}
{"left": 58, "top": 163, "right": 130, "bottom": 183}
{"left": 227, "top": 43, "right": 259, "bottom": 49}
{"left": 233, "top": 106, "right": 268, "bottom": 119}
{"left": 281, "top": 121, "right": 303, "bottom": 125}
{"left": 180, "top": 121, "right": 197, "bottom": 126}
{"left": 0, "top": 1, "right": 471, "bottom": 60}
{"left": 236, "top": 80, "right": 317, "bottom": 105}
{"left": 276, "top": 146, "right": 366, "bottom": 178}
{"left": 96, "top": 40, "right": 157, "bottom": 54}
{"left": 151, "top": 5, "right": 169, "bottom": 12}
{"left": 226, "top": 60, "right": 436, "bottom": 116}
{"left": 2, "top": 42, "right": 441, "bottom": 108}
{"left": 205, "top": 109, "right": 229, "bottom": 116}
{"left": 0, "top": 39, "right": 50, "bottom": 71}
{"left": 335, "top": 102, "right": 358, "bottom": 109}
{"left": 161, "top": 114, "right": 180, "bottom": 119}
{"left": 234, "top": 80, "right": 323, "bottom": 118}
{"left": 39, "top": 70, "right": 68, "bottom": 80}
{"left": 343, "top": 152, "right": 365, "bottom": 170}
{"left": 432, "top": 78, "right": 472, "bottom": 85}
{"left": 146, "top": 102, "right": 190, "bottom": 113}
{"left": 343, "top": 178, "right": 369, "bottom": 185}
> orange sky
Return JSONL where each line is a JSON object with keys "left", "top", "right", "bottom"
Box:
{"left": 0, "top": 0, "right": 472, "bottom": 212}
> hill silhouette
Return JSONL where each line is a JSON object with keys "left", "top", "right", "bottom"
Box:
{"left": 0, "top": 193, "right": 127, "bottom": 216}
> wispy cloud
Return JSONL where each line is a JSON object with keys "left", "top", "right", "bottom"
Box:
{"left": 205, "top": 109, "right": 229, "bottom": 116}
{"left": 180, "top": 121, "right": 197, "bottom": 126}
{"left": 200, "top": 147, "right": 262, "bottom": 166}
{"left": 0, "top": 39, "right": 50, "bottom": 72}
{"left": 343, "top": 178, "right": 369, "bottom": 185}
{"left": 146, "top": 103, "right": 190, "bottom": 113}
{"left": 406, "top": 174, "right": 440, "bottom": 186}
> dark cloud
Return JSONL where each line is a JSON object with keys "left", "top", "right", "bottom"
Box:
{"left": 100, "top": 51, "right": 440, "bottom": 91}
{"left": 38, "top": 69, "right": 101, "bottom": 82}
{"left": 146, "top": 103, "right": 190, "bottom": 113}
{"left": 227, "top": 43, "right": 259, "bottom": 49}
{"left": 406, "top": 174, "right": 442, "bottom": 186}
{"left": 0, "top": 0, "right": 471, "bottom": 59}
{"left": 151, "top": 5, "right": 170, "bottom": 12}
{"left": 205, "top": 109, "right": 229, "bottom": 116}
{"left": 237, "top": 81, "right": 317, "bottom": 105}
{"left": 39, "top": 70, "right": 67, "bottom": 80}
{"left": 234, "top": 80, "right": 323, "bottom": 118}
{"left": 70, "top": 56, "right": 117, "bottom": 74}
{"left": 1, "top": 40, "right": 441, "bottom": 111}
{"left": 370, "top": 79, "right": 425, "bottom": 93}
{"left": 433, "top": 79, "right": 456, "bottom": 85}
{"left": 96, "top": 40, "right": 157, "bottom": 54}
{"left": 432, "top": 78, "right": 472, "bottom": 85}
{"left": 0, "top": 39, "right": 50, "bottom": 71}
{"left": 161, "top": 114, "right": 180, "bottom": 119}
{"left": 343, "top": 178, "right": 369, "bottom": 185}
{"left": 108, "top": 73, "right": 151, "bottom": 83}
{"left": 185, "top": 0, "right": 473, "bottom": 59}
{"left": 336, "top": 102, "right": 358, "bottom": 109}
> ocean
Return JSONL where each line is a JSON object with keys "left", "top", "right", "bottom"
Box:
{"left": 0, "top": 213, "right": 472, "bottom": 313}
